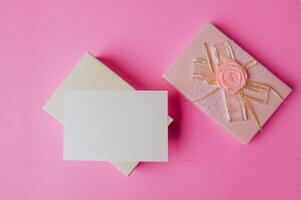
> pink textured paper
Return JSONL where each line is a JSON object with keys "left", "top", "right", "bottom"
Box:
{"left": 163, "top": 24, "right": 292, "bottom": 144}
{"left": 0, "top": 0, "right": 300, "bottom": 200}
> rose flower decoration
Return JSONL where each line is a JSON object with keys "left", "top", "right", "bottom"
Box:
{"left": 216, "top": 62, "right": 248, "bottom": 95}
{"left": 192, "top": 41, "right": 283, "bottom": 129}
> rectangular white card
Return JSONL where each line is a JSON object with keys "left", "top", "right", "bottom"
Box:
{"left": 43, "top": 52, "right": 173, "bottom": 175}
{"left": 64, "top": 91, "right": 168, "bottom": 162}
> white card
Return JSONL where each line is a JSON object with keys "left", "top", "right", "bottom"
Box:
{"left": 43, "top": 53, "right": 173, "bottom": 175}
{"left": 63, "top": 91, "right": 168, "bottom": 162}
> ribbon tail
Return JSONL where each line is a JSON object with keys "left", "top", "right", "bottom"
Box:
{"left": 239, "top": 93, "right": 262, "bottom": 130}
{"left": 222, "top": 90, "right": 232, "bottom": 122}
{"left": 192, "top": 87, "right": 220, "bottom": 102}
{"left": 244, "top": 94, "right": 267, "bottom": 104}
{"left": 193, "top": 58, "right": 207, "bottom": 65}
{"left": 247, "top": 80, "right": 283, "bottom": 101}
{"left": 193, "top": 57, "right": 214, "bottom": 81}
{"left": 244, "top": 59, "right": 258, "bottom": 69}
{"left": 203, "top": 42, "right": 215, "bottom": 74}
{"left": 238, "top": 91, "right": 248, "bottom": 120}
{"left": 224, "top": 41, "right": 235, "bottom": 61}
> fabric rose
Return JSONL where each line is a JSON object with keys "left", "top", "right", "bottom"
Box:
{"left": 216, "top": 61, "right": 248, "bottom": 94}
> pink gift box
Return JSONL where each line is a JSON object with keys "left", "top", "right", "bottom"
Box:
{"left": 163, "top": 23, "right": 292, "bottom": 144}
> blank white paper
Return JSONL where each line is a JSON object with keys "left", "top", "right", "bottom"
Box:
{"left": 63, "top": 91, "right": 168, "bottom": 162}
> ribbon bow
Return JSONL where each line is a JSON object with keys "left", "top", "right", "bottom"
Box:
{"left": 192, "top": 41, "right": 283, "bottom": 130}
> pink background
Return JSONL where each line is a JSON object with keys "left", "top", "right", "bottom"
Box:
{"left": 0, "top": 0, "right": 300, "bottom": 199}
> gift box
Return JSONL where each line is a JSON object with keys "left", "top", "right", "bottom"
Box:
{"left": 163, "top": 23, "right": 291, "bottom": 144}
{"left": 43, "top": 52, "right": 173, "bottom": 175}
